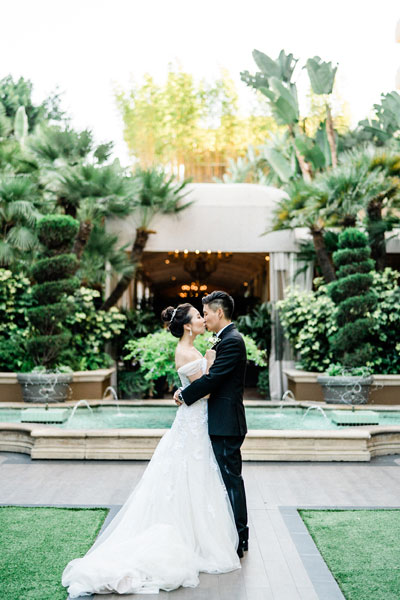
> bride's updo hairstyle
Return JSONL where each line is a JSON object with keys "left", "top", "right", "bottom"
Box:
{"left": 161, "top": 303, "right": 193, "bottom": 338}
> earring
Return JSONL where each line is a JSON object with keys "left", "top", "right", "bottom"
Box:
{"left": 189, "top": 329, "right": 192, "bottom": 336}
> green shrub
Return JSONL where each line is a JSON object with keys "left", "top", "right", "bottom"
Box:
{"left": 0, "top": 270, "right": 33, "bottom": 371}
{"left": 278, "top": 268, "right": 400, "bottom": 374}
{"left": 277, "top": 282, "right": 336, "bottom": 372}
{"left": 114, "top": 301, "right": 159, "bottom": 362}
{"left": 59, "top": 287, "right": 126, "bottom": 371}
{"left": 27, "top": 303, "right": 72, "bottom": 332}
{"left": 327, "top": 228, "right": 377, "bottom": 366}
{"left": 0, "top": 268, "right": 126, "bottom": 372}
{"left": 257, "top": 368, "right": 270, "bottom": 397}
{"left": 31, "top": 277, "right": 80, "bottom": 305}
{"left": 333, "top": 246, "right": 371, "bottom": 267}
{"left": 117, "top": 369, "right": 149, "bottom": 399}
{"left": 336, "top": 259, "right": 375, "bottom": 278}
{"left": 124, "top": 329, "right": 267, "bottom": 394}
{"left": 31, "top": 254, "right": 78, "bottom": 283}
{"left": 27, "top": 332, "right": 71, "bottom": 366}
{"left": 27, "top": 215, "right": 79, "bottom": 367}
{"left": 237, "top": 302, "right": 271, "bottom": 353}
{"left": 328, "top": 272, "right": 373, "bottom": 304}
{"left": 36, "top": 215, "right": 79, "bottom": 253}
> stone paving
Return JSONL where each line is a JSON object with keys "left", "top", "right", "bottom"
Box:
{"left": 2, "top": 451, "right": 400, "bottom": 599}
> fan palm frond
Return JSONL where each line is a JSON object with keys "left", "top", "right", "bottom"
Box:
{"left": 6, "top": 225, "right": 38, "bottom": 250}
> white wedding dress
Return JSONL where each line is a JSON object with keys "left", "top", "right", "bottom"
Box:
{"left": 62, "top": 357, "right": 240, "bottom": 597}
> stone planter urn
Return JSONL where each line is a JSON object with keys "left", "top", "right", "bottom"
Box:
{"left": 317, "top": 374, "right": 373, "bottom": 405}
{"left": 17, "top": 372, "right": 73, "bottom": 403}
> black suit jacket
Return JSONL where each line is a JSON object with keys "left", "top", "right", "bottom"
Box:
{"left": 181, "top": 323, "right": 247, "bottom": 436}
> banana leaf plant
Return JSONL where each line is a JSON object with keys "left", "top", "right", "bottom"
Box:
{"left": 305, "top": 57, "right": 338, "bottom": 167}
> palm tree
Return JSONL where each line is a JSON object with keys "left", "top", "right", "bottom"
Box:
{"left": 0, "top": 174, "right": 42, "bottom": 267}
{"left": 331, "top": 147, "right": 400, "bottom": 270}
{"left": 101, "top": 167, "right": 192, "bottom": 311}
{"left": 54, "top": 162, "right": 134, "bottom": 259}
{"left": 285, "top": 178, "right": 337, "bottom": 283}
{"left": 27, "top": 124, "right": 136, "bottom": 287}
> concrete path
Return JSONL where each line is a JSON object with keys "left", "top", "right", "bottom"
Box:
{"left": 2, "top": 452, "right": 400, "bottom": 599}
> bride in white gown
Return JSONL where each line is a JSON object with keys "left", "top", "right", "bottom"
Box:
{"left": 62, "top": 303, "right": 240, "bottom": 597}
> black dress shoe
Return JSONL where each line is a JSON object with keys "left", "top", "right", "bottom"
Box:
{"left": 237, "top": 546, "right": 244, "bottom": 558}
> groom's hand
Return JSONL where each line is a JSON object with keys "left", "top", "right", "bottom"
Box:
{"left": 174, "top": 389, "right": 183, "bottom": 405}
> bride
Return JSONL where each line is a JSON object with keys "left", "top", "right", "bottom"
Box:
{"left": 62, "top": 302, "right": 240, "bottom": 597}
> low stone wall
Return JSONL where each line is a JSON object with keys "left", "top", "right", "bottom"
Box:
{"left": 0, "top": 368, "right": 115, "bottom": 403}
{"left": 284, "top": 369, "right": 400, "bottom": 404}
{"left": 3, "top": 421, "right": 400, "bottom": 462}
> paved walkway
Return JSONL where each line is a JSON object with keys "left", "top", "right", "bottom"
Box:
{"left": 2, "top": 452, "right": 400, "bottom": 600}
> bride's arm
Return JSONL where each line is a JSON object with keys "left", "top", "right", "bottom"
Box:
{"left": 205, "top": 349, "right": 216, "bottom": 374}
{"left": 187, "top": 369, "right": 204, "bottom": 383}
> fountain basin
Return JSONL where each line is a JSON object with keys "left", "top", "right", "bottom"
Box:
{"left": 1, "top": 402, "right": 400, "bottom": 461}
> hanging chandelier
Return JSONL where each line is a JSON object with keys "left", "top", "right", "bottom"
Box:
{"left": 165, "top": 250, "right": 233, "bottom": 298}
{"left": 166, "top": 249, "right": 233, "bottom": 281}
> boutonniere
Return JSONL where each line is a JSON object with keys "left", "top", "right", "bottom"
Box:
{"left": 208, "top": 335, "right": 221, "bottom": 348}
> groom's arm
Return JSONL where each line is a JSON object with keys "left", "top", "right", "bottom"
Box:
{"left": 181, "top": 338, "right": 243, "bottom": 406}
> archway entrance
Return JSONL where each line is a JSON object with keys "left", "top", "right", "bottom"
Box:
{"left": 138, "top": 250, "right": 269, "bottom": 317}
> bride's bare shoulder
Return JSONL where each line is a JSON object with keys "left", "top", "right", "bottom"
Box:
{"left": 175, "top": 344, "right": 202, "bottom": 370}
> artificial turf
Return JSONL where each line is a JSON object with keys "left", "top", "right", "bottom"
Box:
{"left": 299, "top": 509, "right": 400, "bottom": 600}
{"left": 0, "top": 505, "right": 109, "bottom": 600}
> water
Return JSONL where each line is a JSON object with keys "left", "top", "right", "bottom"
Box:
{"left": 68, "top": 399, "right": 93, "bottom": 422}
{"left": 102, "top": 386, "right": 122, "bottom": 415}
{"left": 2, "top": 406, "right": 400, "bottom": 430}
{"left": 302, "top": 405, "right": 329, "bottom": 422}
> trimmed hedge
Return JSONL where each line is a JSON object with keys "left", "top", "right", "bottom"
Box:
{"left": 327, "top": 228, "right": 377, "bottom": 366}
{"left": 31, "top": 254, "right": 78, "bottom": 283}
{"left": 26, "top": 303, "right": 73, "bottom": 332}
{"left": 37, "top": 215, "right": 79, "bottom": 253}
{"left": 332, "top": 246, "right": 370, "bottom": 267}
{"left": 31, "top": 277, "right": 79, "bottom": 305}
{"left": 27, "top": 215, "right": 79, "bottom": 368}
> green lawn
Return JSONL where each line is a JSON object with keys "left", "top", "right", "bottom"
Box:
{"left": 299, "top": 509, "right": 400, "bottom": 600}
{"left": 0, "top": 505, "right": 109, "bottom": 600}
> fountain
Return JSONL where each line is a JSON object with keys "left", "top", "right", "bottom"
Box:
{"left": 276, "top": 390, "right": 297, "bottom": 414}
{"left": 302, "top": 405, "right": 329, "bottom": 422}
{"left": 102, "top": 386, "right": 123, "bottom": 416}
{"left": 68, "top": 399, "right": 93, "bottom": 423}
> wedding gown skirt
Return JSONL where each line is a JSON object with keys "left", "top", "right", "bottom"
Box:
{"left": 62, "top": 358, "right": 240, "bottom": 597}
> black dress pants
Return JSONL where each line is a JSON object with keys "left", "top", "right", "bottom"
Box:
{"left": 210, "top": 434, "right": 249, "bottom": 544}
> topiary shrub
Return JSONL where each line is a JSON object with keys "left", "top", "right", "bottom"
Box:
{"left": 278, "top": 269, "right": 400, "bottom": 374}
{"left": 26, "top": 215, "right": 79, "bottom": 368}
{"left": 327, "top": 228, "right": 377, "bottom": 367}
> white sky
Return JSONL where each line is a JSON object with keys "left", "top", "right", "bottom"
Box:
{"left": 2, "top": 0, "right": 400, "bottom": 165}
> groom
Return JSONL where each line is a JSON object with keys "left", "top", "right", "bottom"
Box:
{"left": 174, "top": 290, "right": 249, "bottom": 558}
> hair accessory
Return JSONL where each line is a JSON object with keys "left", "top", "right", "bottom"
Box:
{"left": 170, "top": 308, "right": 178, "bottom": 323}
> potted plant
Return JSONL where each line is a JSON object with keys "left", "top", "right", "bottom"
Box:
{"left": 17, "top": 215, "right": 79, "bottom": 402}
{"left": 317, "top": 228, "right": 376, "bottom": 404}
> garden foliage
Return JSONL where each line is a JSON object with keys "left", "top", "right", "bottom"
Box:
{"left": 26, "top": 215, "right": 79, "bottom": 368}
{"left": 60, "top": 287, "right": 126, "bottom": 371}
{"left": 123, "top": 329, "right": 267, "bottom": 397}
{"left": 327, "top": 228, "right": 377, "bottom": 366}
{"left": 278, "top": 268, "right": 400, "bottom": 373}
{"left": 0, "top": 268, "right": 126, "bottom": 372}
{"left": 0, "top": 269, "right": 32, "bottom": 371}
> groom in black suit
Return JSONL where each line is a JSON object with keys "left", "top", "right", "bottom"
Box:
{"left": 174, "top": 290, "right": 249, "bottom": 558}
